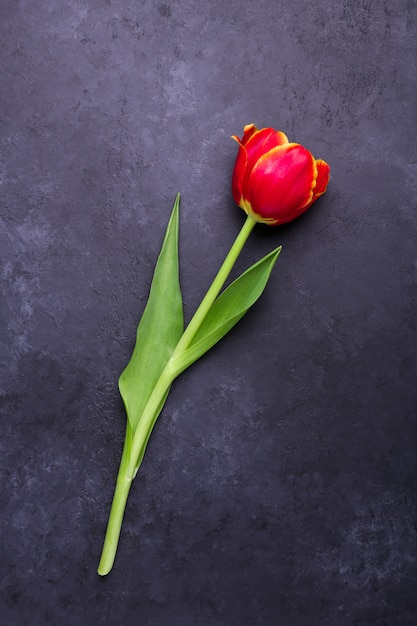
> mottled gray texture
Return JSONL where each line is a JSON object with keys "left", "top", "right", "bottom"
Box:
{"left": 1, "top": 0, "right": 416, "bottom": 624}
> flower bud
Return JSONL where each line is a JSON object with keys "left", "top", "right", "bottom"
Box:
{"left": 232, "top": 123, "right": 330, "bottom": 225}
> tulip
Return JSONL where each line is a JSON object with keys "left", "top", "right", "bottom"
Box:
{"left": 98, "top": 125, "right": 331, "bottom": 575}
{"left": 232, "top": 123, "right": 330, "bottom": 225}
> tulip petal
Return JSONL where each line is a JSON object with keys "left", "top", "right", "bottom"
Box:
{"left": 231, "top": 139, "right": 249, "bottom": 207}
{"left": 244, "top": 143, "right": 317, "bottom": 225}
{"left": 301, "top": 159, "right": 331, "bottom": 212}
{"left": 313, "top": 159, "right": 331, "bottom": 197}
{"left": 231, "top": 126, "right": 288, "bottom": 209}
{"left": 244, "top": 127, "right": 289, "bottom": 183}
{"left": 239, "top": 123, "right": 259, "bottom": 146}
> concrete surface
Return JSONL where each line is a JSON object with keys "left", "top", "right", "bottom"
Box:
{"left": 1, "top": 1, "right": 416, "bottom": 624}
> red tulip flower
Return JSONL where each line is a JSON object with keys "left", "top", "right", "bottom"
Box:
{"left": 98, "top": 124, "right": 331, "bottom": 575}
{"left": 232, "top": 123, "right": 330, "bottom": 225}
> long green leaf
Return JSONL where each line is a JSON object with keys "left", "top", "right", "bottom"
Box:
{"left": 172, "top": 245, "right": 282, "bottom": 375}
{"left": 118, "top": 194, "right": 184, "bottom": 433}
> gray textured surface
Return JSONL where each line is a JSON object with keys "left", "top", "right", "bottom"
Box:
{"left": 1, "top": 1, "right": 416, "bottom": 624}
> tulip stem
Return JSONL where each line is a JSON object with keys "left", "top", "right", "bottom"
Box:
{"left": 97, "top": 432, "right": 133, "bottom": 575}
{"left": 172, "top": 214, "right": 258, "bottom": 355}
{"left": 98, "top": 213, "right": 257, "bottom": 575}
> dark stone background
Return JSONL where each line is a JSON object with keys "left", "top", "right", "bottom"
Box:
{"left": 1, "top": 1, "right": 416, "bottom": 624}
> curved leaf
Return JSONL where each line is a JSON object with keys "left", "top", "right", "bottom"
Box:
{"left": 172, "top": 245, "right": 281, "bottom": 375}
{"left": 118, "top": 195, "right": 184, "bottom": 433}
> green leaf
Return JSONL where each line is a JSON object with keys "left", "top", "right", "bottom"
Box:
{"left": 172, "top": 245, "right": 282, "bottom": 375}
{"left": 118, "top": 194, "right": 184, "bottom": 434}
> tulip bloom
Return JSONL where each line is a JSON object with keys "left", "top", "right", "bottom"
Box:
{"left": 98, "top": 125, "right": 331, "bottom": 575}
{"left": 232, "top": 123, "right": 330, "bottom": 225}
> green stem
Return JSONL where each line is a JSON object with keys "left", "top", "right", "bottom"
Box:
{"left": 173, "top": 214, "right": 257, "bottom": 354}
{"left": 97, "top": 214, "right": 257, "bottom": 575}
{"left": 97, "top": 425, "right": 133, "bottom": 575}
